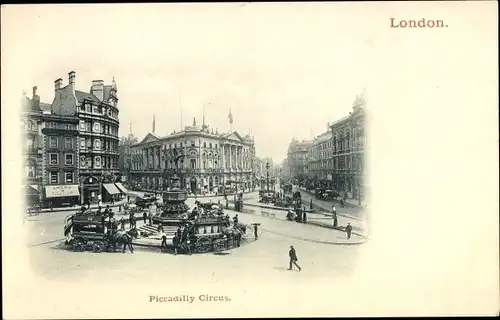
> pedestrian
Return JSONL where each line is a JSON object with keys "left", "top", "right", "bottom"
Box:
{"left": 131, "top": 215, "right": 136, "bottom": 229}
{"left": 233, "top": 214, "right": 239, "bottom": 225}
{"left": 120, "top": 218, "right": 125, "bottom": 231}
{"left": 148, "top": 210, "right": 153, "bottom": 225}
{"left": 143, "top": 211, "right": 147, "bottom": 224}
{"left": 333, "top": 211, "right": 338, "bottom": 227}
{"left": 345, "top": 222, "right": 352, "bottom": 239}
{"left": 172, "top": 234, "right": 179, "bottom": 255}
{"left": 303, "top": 209, "right": 307, "bottom": 223}
{"left": 253, "top": 224, "right": 258, "bottom": 240}
{"left": 340, "top": 197, "right": 345, "bottom": 208}
{"left": 287, "top": 245, "right": 302, "bottom": 271}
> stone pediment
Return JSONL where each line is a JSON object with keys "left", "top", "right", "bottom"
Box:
{"left": 139, "top": 133, "right": 160, "bottom": 144}
{"left": 225, "top": 131, "right": 244, "bottom": 143}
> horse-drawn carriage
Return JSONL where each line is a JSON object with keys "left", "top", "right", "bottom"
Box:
{"left": 64, "top": 210, "right": 138, "bottom": 253}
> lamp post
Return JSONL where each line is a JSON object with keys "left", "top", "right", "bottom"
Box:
{"left": 266, "top": 161, "right": 270, "bottom": 192}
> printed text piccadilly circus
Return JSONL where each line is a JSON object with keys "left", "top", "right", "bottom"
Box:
{"left": 149, "top": 294, "right": 231, "bottom": 303}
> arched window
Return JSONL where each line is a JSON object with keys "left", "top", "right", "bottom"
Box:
{"left": 26, "top": 159, "right": 36, "bottom": 178}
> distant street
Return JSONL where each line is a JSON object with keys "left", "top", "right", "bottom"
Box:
{"left": 294, "top": 187, "right": 365, "bottom": 219}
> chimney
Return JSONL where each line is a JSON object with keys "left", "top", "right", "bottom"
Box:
{"left": 68, "top": 71, "right": 76, "bottom": 86}
{"left": 54, "top": 78, "right": 63, "bottom": 91}
{"left": 32, "top": 86, "right": 38, "bottom": 99}
{"left": 91, "top": 80, "right": 104, "bottom": 101}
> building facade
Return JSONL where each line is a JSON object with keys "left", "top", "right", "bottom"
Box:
{"left": 307, "top": 129, "right": 334, "bottom": 187}
{"left": 286, "top": 139, "right": 312, "bottom": 183}
{"left": 49, "top": 71, "right": 120, "bottom": 203}
{"left": 119, "top": 127, "right": 139, "bottom": 183}
{"left": 130, "top": 119, "right": 255, "bottom": 194}
{"left": 40, "top": 112, "right": 80, "bottom": 206}
{"left": 329, "top": 94, "right": 366, "bottom": 202}
{"left": 22, "top": 87, "right": 45, "bottom": 205}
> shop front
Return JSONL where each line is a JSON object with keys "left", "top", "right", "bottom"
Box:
{"left": 44, "top": 184, "right": 80, "bottom": 207}
{"left": 102, "top": 183, "right": 122, "bottom": 203}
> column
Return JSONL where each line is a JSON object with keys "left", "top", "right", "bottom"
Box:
{"left": 221, "top": 144, "right": 225, "bottom": 169}
{"left": 229, "top": 145, "right": 232, "bottom": 168}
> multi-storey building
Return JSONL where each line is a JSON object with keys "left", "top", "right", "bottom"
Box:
{"left": 119, "top": 125, "right": 139, "bottom": 183}
{"left": 22, "top": 87, "right": 46, "bottom": 205}
{"left": 22, "top": 86, "right": 81, "bottom": 206}
{"left": 40, "top": 112, "right": 80, "bottom": 206}
{"left": 130, "top": 118, "right": 255, "bottom": 194}
{"left": 286, "top": 139, "right": 312, "bottom": 183}
{"left": 329, "top": 94, "right": 366, "bottom": 202}
{"left": 48, "top": 71, "right": 120, "bottom": 203}
{"left": 307, "top": 129, "right": 334, "bottom": 187}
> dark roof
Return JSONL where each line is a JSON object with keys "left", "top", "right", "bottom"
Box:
{"left": 22, "top": 97, "right": 42, "bottom": 113}
{"left": 103, "top": 85, "right": 112, "bottom": 102}
{"left": 75, "top": 90, "right": 100, "bottom": 103}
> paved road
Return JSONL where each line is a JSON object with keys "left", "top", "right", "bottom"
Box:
{"left": 25, "top": 196, "right": 363, "bottom": 282}
{"left": 296, "top": 188, "right": 365, "bottom": 219}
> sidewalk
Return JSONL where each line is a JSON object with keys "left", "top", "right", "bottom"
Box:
{"left": 29, "top": 199, "right": 128, "bottom": 214}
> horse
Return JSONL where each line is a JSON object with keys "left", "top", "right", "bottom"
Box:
{"left": 106, "top": 228, "right": 138, "bottom": 253}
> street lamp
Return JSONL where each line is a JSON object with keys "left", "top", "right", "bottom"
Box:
{"left": 266, "top": 161, "right": 270, "bottom": 192}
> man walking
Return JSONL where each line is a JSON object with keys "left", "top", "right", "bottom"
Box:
{"left": 143, "top": 211, "right": 148, "bottom": 224}
{"left": 288, "top": 246, "right": 301, "bottom": 271}
{"left": 345, "top": 223, "right": 352, "bottom": 239}
{"left": 253, "top": 224, "right": 259, "bottom": 240}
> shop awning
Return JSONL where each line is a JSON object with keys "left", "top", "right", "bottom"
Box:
{"left": 114, "top": 182, "right": 129, "bottom": 194}
{"left": 103, "top": 183, "right": 121, "bottom": 195}
{"left": 45, "top": 185, "right": 80, "bottom": 198}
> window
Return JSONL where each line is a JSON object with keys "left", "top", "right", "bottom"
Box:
{"left": 50, "top": 172, "right": 58, "bottom": 184}
{"left": 49, "top": 122, "right": 56, "bottom": 129}
{"left": 191, "top": 140, "right": 195, "bottom": 147}
{"left": 92, "top": 106, "right": 98, "bottom": 114}
{"left": 80, "top": 138, "right": 85, "bottom": 150}
{"left": 49, "top": 136, "right": 58, "bottom": 148}
{"left": 86, "top": 104, "right": 91, "bottom": 113}
{"left": 49, "top": 153, "right": 59, "bottom": 165}
{"left": 203, "top": 142, "right": 206, "bottom": 148}
{"left": 65, "top": 154, "right": 74, "bottom": 165}
{"left": 26, "top": 160, "right": 36, "bottom": 178}
{"left": 65, "top": 137, "right": 73, "bottom": 149}
{"left": 86, "top": 158, "right": 92, "bottom": 168}
{"left": 86, "top": 123, "right": 91, "bottom": 132}
{"left": 94, "top": 156, "right": 101, "bottom": 168}
{"left": 80, "top": 156, "right": 86, "bottom": 167}
{"left": 65, "top": 172, "right": 74, "bottom": 183}
{"left": 94, "top": 139, "right": 101, "bottom": 150}
{"left": 215, "top": 144, "right": 218, "bottom": 149}
{"left": 94, "top": 122, "right": 101, "bottom": 133}
{"left": 190, "top": 159, "right": 196, "bottom": 169}
{"left": 209, "top": 143, "right": 212, "bottom": 148}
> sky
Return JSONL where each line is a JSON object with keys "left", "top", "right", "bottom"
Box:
{"left": 5, "top": 3, "right": 370, "bottom": 163}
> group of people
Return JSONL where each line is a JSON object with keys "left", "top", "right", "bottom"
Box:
{"left": 157, "top": 222, "right": 192, "bottom": 255}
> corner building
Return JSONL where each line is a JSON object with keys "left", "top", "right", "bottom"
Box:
{"left": 130, "top": 120, "right": 255, "bottom": 194}
{"left": 329, "top": 95, "right": 366, "bottom": 202}
{"left": 49, "top": 71, "right": 120, "bottom": 203}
